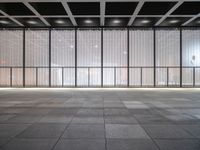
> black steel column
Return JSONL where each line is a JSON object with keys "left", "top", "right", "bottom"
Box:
{"left": 101, "top": 28, "right": 103, "bottom": 87}
{"left": 36, "top": 67, "right": 38, "bottom": 87}
{"left": 49, "top": 29, "right": 51, "bottom": 87}
{"left": 153, "top": 29, "right": 156, "bottom": 87}
{"left": 75, "top": 29, "right": 77, "bottom": 87}
{"left": 193, "top": 67, "right": 195, "bottom": 87}
{"left": 141, "top": 67, "right": 143, "bottom": 87}
{"left": 62, "top": 67, "right": 64, "bottom": 87}
{"left": 127, "top": 28, "right": 129, "bottom": 87}
{"left": 88, "top": 68, "right": 90, "bottom": 87}
{"left": 23, "top": 29, "right": 25, "bottom": 87}
{"left": 167, "top": 67, "right": 169, "bottom": 87}
{"left": 180, "top": 28, "right": 182, "bottom": 87}
{"left": 10, "top": 67, "right": 12, "bottom": 87}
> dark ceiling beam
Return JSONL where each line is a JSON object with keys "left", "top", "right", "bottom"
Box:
{"left": 23, "top": 1, "right": 50, "bottom": 26}
{"left": 61, "top": 1, "right": 77, "bottom": 26}
{"left": 182, "top": 13, "right": 200, "bottom": 26}
{"left": 100, "top": 0, "right": 105, "bottom": 26}
{"left": 155, "top": 1, "right": 183, "bottom": 26}
{"left": 128, "top": 1, "right": 144, "bottom": 26}
{"left": 0, "top": 10, "right": 24, "bottom": 26}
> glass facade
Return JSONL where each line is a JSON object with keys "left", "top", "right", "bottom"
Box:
{"left": 77, "top": 29, "right": 101, "bottom": 86}
{"left": 129, "top": 29, "right": 154, "bottom": 86}
{"left": 156, "top": 29, "right": 180, "bottom": 86}
{"left": 51, "top": 29, "right": 75, "bottom": 86}
{"left": 0, "top": 28, "right": 199, "bottom": 87}
{"left": 103, "top": 29, "right": 127, "bottom": 86}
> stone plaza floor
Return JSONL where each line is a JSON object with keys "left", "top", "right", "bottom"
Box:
{"left": 0, "top": 88, "right": 200, "bottom": 150}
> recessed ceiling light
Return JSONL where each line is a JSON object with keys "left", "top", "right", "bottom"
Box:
{"left": 0, "top": 20, "right": 9, "bottom": 24}
{"left": 94, "top": 45, "right": 98, "bottom": 48}
{"left": 169, "top": 20, "right": 179, "bottom": 24}
{"left": 70, "top": 45, "right": 74, "bottom": 49}
{"left": 27, "top": 20, "right": 37, "bottom": 24}
{"left": 113, "top": 19, "right": 121, "bottom": 24}
{"left": 55, "top": 20, "right": 65, "bottom": 24}
{"left": 141, "top": 20, "right": 150, "bottom": 24}
{"left": 85, "top": 19, "right": 92, "bottom": 24}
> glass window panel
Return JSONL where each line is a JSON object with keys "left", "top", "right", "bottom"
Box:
{"left": 129, "top": 29, "right": 153, "bottom": 66}
{"left": 12, "top": 68, "right": 23, "bottom": 86}
{"left": 0, "top": 68, "right": 10, "bottom": 86}
{"left": 77, "top": 29, "right": 101, "bottom": 67}
{"left": 89, "top": 68, "right": 101, "bottom": 86}
{"left": 103, "top": 29, "right": 127, "bottom": 67}
{"left": 182, "top": 29, "right": 200, "bottom": 86}
{"left": 77, "top": 29, "right": 101, "bottom": 86}
{"left": 142, "top": 68, "right": 154, "bottom": 86}
{"left": 182, "top": 30, "right": 200, "bottom": 66}
{"left": 51, "top": 30, "right": 75, "bottom": 67}
{"left": 63, "top": 68, "right": 75, "bottom": 86}
{"left": 156, "top": 29, "right": 180, "bottom": 86}
{"left": 129, "top": 68, "right": 141, "bottom": 86}
{"left": 0, "top": 30, "right": 23, "bottom": 67}
{"left": 156, "top": 30, "right": 180, "bottom": 66}
{"left": 25, "top": 30, "right": 49, "bottom": 67}
{"left": 195, "top": 68, "right": 200, "bottom": 86}
{"left": 168, "top": 68, "right": 180, "bottom": 86}
{"left": 51, "top": 68, "right": 62, "bottom": 86}
{"left": 116, "top": 68, "right": 127, "bottom": 86}
{"left": 103, "top": 68, "right": 114, "bottom": 86}
{"left": 156, "top": 68, "right": 167, "bottom": 86}
{"left": 103, "top": 29, "right": 127, "bottom": 86}
{"left": 129, "top": 30, "right": 153, "bottom": 86}
{"left": 37, "top": 68, "right": 49, "bottom": 86}
{"left": 25, "top": 68, "right": 36, "bottom": 86}
{"left": 77, "top": 68, "right": 88, "bottom": 86}
{"left": 182, "top": 68, "right": 193, "bottom": 86}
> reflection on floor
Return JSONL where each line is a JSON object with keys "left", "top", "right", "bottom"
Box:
{"left": 0, "top": 88, "right": 200, "bottom": 150}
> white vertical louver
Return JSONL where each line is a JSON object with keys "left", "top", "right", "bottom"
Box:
{"left": 51, "top": 30, "right": 75, "bottom": 86}
{"left": 0, "top": 30, "right": 23, "bottom": 86}
{"left": 103, "top": 29, "right": 127, "bottom": 86}
{"left": 156, "top": 29, "right": 180, "bottom": 86}
{"left": 77, "top": 29, "right": 101, "bottom": 86}
{"left": 129, "top": 29, "right": 154, "bottom": 86}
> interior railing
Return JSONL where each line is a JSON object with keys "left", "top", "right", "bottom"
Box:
{"left": 0, "top": 66, "right": 199, "bottom": 87}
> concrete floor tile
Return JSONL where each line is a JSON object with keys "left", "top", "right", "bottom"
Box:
{"left": 17, "top": 124, "right": 67, "bottom": 138}
{"left": 2, "top": 138, "right": 57, "bottom": 150}
{"left": 38, "top": 115, "right": 72, "bottom": 123}
{"left": 0, "top": 124, "right": 30, "bottom": 138}
{"left": 105, "top": 116, "right": 138, "bottom": 124}
{"left": 105, "top": 124, "right": 150, "bottom": 139}
{"left": 155, "top": 139, "right": 200, "bottom": 150}
{"left": 53, "top": 139, "right": 105, "bottom": 150}
{"left": 181, "top": 125, "right": 200, "bottom": 138}
{"left": 107, "top": 139, "right": 159, "bottom": 150}
{"left": 142, "top": 125, "right": 194, "bottom": 139}
{"left": 62, "top": 124, "right": 105, "bottom": 139}
{"left": 71, "top": 117, "right": 104, "bottom": 124}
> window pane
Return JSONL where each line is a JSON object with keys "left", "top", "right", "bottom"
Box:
{"left": 156, "top": 29, "right": 180, "bottom": 86}
{"left": 51, "top": 30, "right": 75, "bottom": 86}
{"left": 51, "top": 30, "right": 75, "bottom": 67}
{"left": 0, "top": 30, "right": 23, "bottom": 67}
{"left": 182, "top": 29, "right": 200, "bottom": 86}
{"left": 103, "top": 29, "right": 127, "bottom": 86}
{"left": 129, "top": 29, "right": 154, "bottom": 86}
{"left": 77, "top": 29, "right": 101, "bottom": 86}
{"left": 25, "top": 30, "right": 49, "bottom": 67}
{"left": 77, "top": 29, "right": 101, "bottom": 67}
{"left": 0, "top": 30, "right": 23, "bottom": 87}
